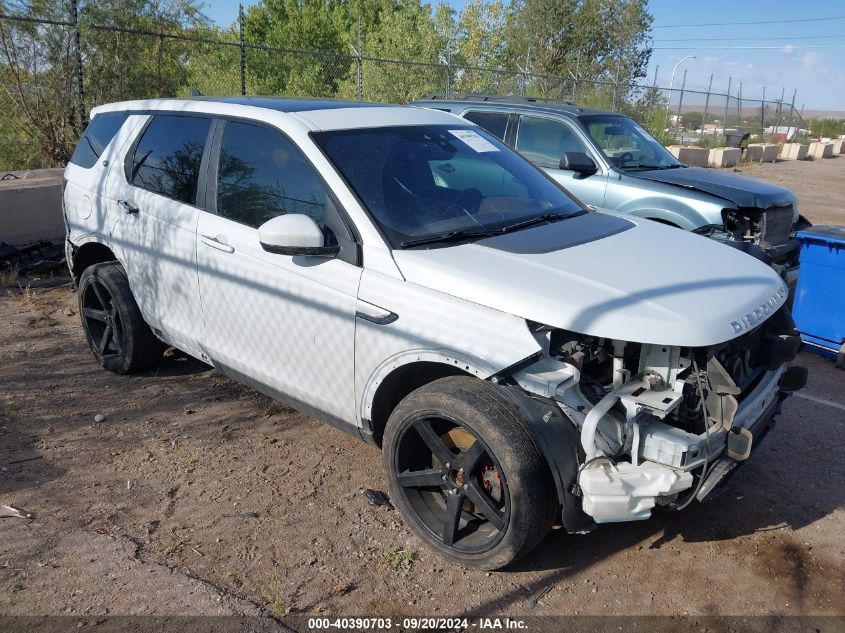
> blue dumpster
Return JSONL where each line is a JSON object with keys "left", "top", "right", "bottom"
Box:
{"left": 792, "top": 225, "right": 845, "bottom": 365}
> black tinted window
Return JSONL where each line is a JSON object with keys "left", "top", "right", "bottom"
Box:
{"left": 70, "top": 112, "right": 129, "bottom": 168}
{"left": 464, "top": 111, "right": 508, "bottom": 141}
{"left": 516, "top": 116, "right": 587, "bottom": 168}
{"left": 216, "top": 121, "right": 328, "bottom": 228}
{"left": 130, "top": 115, "right": 210, "bottom": 205}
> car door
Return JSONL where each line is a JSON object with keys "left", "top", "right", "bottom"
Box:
{"left": 109, "top": 113, "right": 213, "bottom": 360}
{"left": 196, "top": 119, "right": 362, "bottom": 423}
{"left": 514, "top": 114, "right": 609, "bottom": 208}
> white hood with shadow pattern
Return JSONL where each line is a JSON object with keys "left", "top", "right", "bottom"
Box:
{"left": 392, "top": 212, "right": 788, "bottom": 347}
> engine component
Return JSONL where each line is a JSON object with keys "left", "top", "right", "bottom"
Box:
{"left": 578, "top": 460, "right": 694, "bottom": 523}
{"left": 636, "top": 418, "right": 711, "bottom": 470}
{"left": 616, "top": 378, "right": 684, "bottom": 419}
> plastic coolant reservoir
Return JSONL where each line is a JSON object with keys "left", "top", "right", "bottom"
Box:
{"left": 578, "top": 461, "right": 694, "bottom": 523}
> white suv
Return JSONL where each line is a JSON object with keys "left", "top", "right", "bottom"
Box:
{"left": 64, "top": 97, "right": 806, "bottom": 570}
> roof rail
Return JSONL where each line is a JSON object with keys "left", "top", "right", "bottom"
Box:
{"left": 422, "top": 92, "right": 576, "bottom": 106}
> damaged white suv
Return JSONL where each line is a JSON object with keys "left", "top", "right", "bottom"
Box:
{"left": 64, "top": 97, "right": 806, "bottom": 570}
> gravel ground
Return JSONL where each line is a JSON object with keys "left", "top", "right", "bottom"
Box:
{"left": 1, "top": 157, "right": 843, "bottom": 628}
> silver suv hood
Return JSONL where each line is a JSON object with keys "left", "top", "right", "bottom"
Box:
{"left": 392, "top": 212, "right": 787, "bottom": 347}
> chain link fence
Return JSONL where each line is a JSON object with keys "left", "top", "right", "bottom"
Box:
{"left": 0, "top": 5, "right": 809, "bottom": 170}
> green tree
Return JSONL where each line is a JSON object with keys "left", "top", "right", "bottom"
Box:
{"left": 0, "top": 0, "right": 209, "bottom": 169}
{"left": 0, "top": 0, "right": 78, "bottom": 166}
{"left": 359, "top": 0, "right": 445, "bottom": 102}
{"left": 242, "top": 0, "right": 352, "bottom": 96}
{"left": 505, "top": 0, "right": 652, "bottom": 101}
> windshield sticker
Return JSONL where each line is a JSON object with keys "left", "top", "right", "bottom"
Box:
{"left": 449, "top": 129, "right": 499, "bottom": 152}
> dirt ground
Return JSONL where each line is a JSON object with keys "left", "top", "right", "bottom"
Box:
{"left": 739, "top": 155, "right": 845, "bottom": 226}
{"left": 1, "top": 157, "right": 844, "bottom": 630}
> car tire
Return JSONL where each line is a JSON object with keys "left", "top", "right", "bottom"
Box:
{"left": 383, "top": 376, "right": 556, "bottom": 570}
{"left": 78, "top": 262, "right": 163, "bottom": 374}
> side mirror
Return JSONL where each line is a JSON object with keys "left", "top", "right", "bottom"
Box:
{"left": 258, "top": 214, "right": 339, "bottom": 257}
{"left": 559, "top": 151, "right": 598, "bottom": 175}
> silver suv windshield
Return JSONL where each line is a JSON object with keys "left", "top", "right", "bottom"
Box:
{"left": 580, "top": 115, "right": 681, "bottom": 171}
{"left": 313, "top": 125, "right": 585, "bottom": 248}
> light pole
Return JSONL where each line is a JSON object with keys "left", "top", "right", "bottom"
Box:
{"left": 669, "top": 55, "right": 696, "bottom": 93}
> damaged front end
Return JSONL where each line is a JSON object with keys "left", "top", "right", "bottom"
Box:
{"left": 694, "top": 205, "right": 808, "bottom": 291}
{"left": 500, "top": 307, "right": 806, "bottom": 529}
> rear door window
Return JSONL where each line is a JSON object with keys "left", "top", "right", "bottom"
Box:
{"left": 463, "top": 111, "right": 509, "bottom": 141}
{"left": 129, "top": 114, "right": 211, "bottom": 205}
{"left": 69, "top": 112, "right": 129, "bottom": 168}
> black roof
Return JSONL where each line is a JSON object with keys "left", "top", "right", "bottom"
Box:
{"left": 188, "top": 96, "right": 391, "bottom": 112}
{"left": 413, "top": 94, "right": 617, "bottom": 118}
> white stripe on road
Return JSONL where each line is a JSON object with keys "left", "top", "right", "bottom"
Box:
{"left": 792, "top": 392, "right": 845, "bottom": 413}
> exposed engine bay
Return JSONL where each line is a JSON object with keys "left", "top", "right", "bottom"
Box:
{"left": 694, "top": 205, "right": 808, "bottom": 285}
{"left": 510, "top": 307, "right": 805, "bottom": 525}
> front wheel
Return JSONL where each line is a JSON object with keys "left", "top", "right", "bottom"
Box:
{"left": 78, "top": 262, "right": 163, "bottom": 374}
{"left": 383, "top": 377, "right": 556, "bottom": 570}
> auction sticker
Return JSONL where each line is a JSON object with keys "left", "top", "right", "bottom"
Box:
{"left": 449, "top": 129, "right": 499, "bottom": 152}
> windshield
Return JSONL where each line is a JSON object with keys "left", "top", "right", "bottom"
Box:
{"left": 580, "top": 115, "right": 680, "bottom": 171}
{"left": 313, "top": 125, "right": 585, "bottom": 248}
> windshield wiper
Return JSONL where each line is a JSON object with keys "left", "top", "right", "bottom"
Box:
{"left": 497, "top": 212, "right": 574, "bottom": 234}
{"left": 400, "top": 212, "right": 574, "bottom": 249}
{"left": 624, "top": 163, "right": 683, "bottom": 171}
{"left": 401, "top": 227, "right": 504, "bottom": 248}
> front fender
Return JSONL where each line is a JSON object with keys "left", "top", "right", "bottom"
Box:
{"left": 616, "top": 197, "right": 716, "bottom": 230}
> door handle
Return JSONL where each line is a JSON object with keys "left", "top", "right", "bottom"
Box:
{"left": 200, "top": 234, "right": 235, "bottom": 253}
{"left": 118, "top": 199, "right": 139, "bottom": 214}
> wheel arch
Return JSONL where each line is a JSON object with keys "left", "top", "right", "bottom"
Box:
{"left": 364, "top": 355, "right": 484, "bottom": 447}
{"left": 70, "top": 239, "right": 118, "bottom": 285}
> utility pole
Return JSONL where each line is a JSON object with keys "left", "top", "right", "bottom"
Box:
{"left": 239, "top": 4, "right": 246, "bottom": 96}
{"left": 701, "top": 73, "right": 713, "bottom": 137}
{"left": 357, "top": 16, "right": 363, "bottom": 100}
{"left": 788, "top": 88, "right": 798, "bottom": 140}
{"left": 71, "top": 0, "right": 85, "bottom": 129}
{"left": 774, "top": 86, "right": 786, "bottom": 135}
{"left": 445, "top": 33, "right": 452, "bottom": 96}
{"left": 675, "top": 69, "right": 687, "bottom": 141}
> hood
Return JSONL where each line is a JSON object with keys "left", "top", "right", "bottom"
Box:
{"left": 392, "top": 212, "right": 788, "bottom": 347}
{"left": 629, "top": 166, "right": 796, "bottom": 209}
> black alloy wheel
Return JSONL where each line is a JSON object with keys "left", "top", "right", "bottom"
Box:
{"left": 78, "top": 262, "right": 163, "bottom": 374}
{"left": 394, "top": 415, "right": 510, "bottom": 554}
{"left": 383, "top": 376, "right": 557, "bottom": 570}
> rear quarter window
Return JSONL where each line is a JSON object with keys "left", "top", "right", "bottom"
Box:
{"left": 463, "top": 111, "right": 509, "bottom": 141}
{"left": 69, "top": 112, "right": 130, "bottom": 168}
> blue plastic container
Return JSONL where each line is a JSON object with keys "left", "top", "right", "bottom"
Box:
{"left": 792, "top": 225, "right": 845, "bottom": 363}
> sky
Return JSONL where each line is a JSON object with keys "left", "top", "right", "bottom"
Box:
{"left": 201, "top": 0, "right": 845, "bottom": 111}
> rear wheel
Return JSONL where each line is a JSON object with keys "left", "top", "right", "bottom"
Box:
{"left": 78, "top": 262, "right": 163, "bottom": 374}
{"left": 383, "top": 376, "right": 556, "bottom": 570}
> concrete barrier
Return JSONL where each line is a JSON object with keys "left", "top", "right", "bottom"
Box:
{"left": 0, "top": 168, "right": 64, "bottom": 247}
{"left": 667, "top": 145, "right": 709, "bottom": 167}
{"left": 745, "top": 143, "right": 779, "bottom": 163}
{"left": 833, "top": 138, "right": 845, "bottom": 154}
{"left": 809, "top": 141, "right": 835, "bottom": 159}
{"left": 708, "top": 147, "right": 741, "bottom": 168}
{"left": 779, "top": 143, "right": 809, "bottom": 161}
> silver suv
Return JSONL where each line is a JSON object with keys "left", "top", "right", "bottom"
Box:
{"left": 413, "top": 96, "right": 808, "bottom": 285}
{"left": 64, "top": 97, "right": 805, "bottom": 570}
